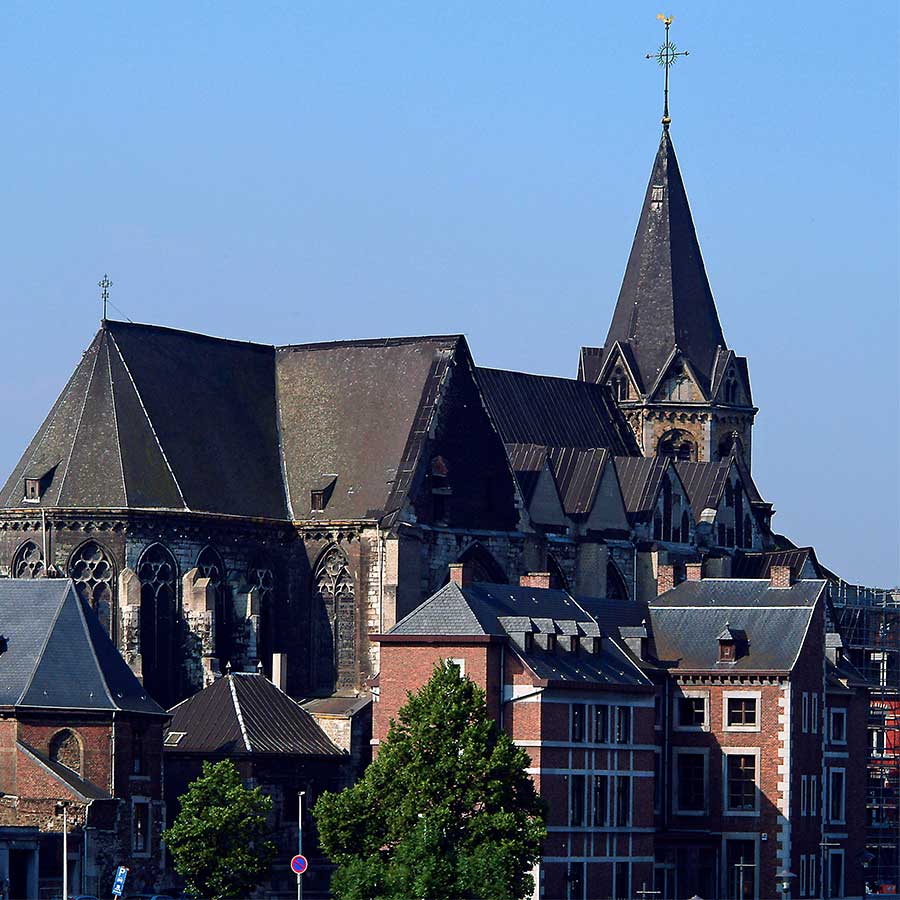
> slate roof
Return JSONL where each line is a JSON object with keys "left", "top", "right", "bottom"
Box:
{"left": 166, "top": 672, "right": 343, "bottom": 757}
{"left": 675, "top": 459, "right": 732, "bottom": 519}
{"left": 603, "top": 128, "right": 726, "bottom": 393}
{"left": 475, "top": 367, "right": 639, "bottom": 455}
{"left": 0, "top": 579, "right": 164, "bottom": 715}
{"left": 385, "top": 581, "right": 652, "bottom": 689}
{"left": 648, "top": 578, "right": 827, "bottom": 672}
{"left": 547, "top": 447, "right": 610, "bottom": 517}
{"left": 613, "top": 456, "right": 669, "bottom": 520}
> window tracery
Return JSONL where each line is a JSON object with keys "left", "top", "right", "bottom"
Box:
{"left": 657, "top": 430, "right": 696, "bottom": 462}
{"left": 314, "top": 546, "right": 354, "bottom": 688}
{"left": 137, "top": 543, "right": 178, "bottom": 707}
{"left": 49, "top": 729, "right": 82, "bottom": 775}
{"left": 197, "top": 547, "right": 231, "bottom": 667}
{"left": 12, "top": 541, "right": 44, "bottom": 578}
{"left": 249, "top": 557, "right": 276, "bottom": 672}
{"left": 69, "top": 541, "right": 116, "bottom": 635}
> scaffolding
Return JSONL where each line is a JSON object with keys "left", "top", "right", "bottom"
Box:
{"left": 830, "top": 582, "right": 900, "bottom": 891}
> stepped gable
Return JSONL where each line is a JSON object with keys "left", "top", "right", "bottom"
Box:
{"left": 475, "top": 367, "right": 639, "bottom": 455}
{"left": 0, "top": 321, "right": 287, "bottom": 518}
{"left": 0, "top": 579, "right": 164, "bottom": 715}
{"left": 603, "top": 128, "right": 725, "bottom": 391}
{"left": 276, "top": 335, "right": 464, "bottom": 521}
{"left": 166, "top": 672, "right": 342, "bottom": 756}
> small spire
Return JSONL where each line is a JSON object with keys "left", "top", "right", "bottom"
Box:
{"left": 98, "top": 274, "right": 113, "bottom": 323}
{"left": 225, "top": 660, "right": 232, "bottom": 675}
{"left": 646, "top": 14, "right": 689, "bottom": 128}
{"left": 256, "top": 659, "right": 264, "bottom": 675}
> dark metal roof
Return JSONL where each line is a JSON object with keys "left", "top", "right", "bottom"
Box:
{"left": 649, "top": 579, "right": 826, "bottom": 672}
{"left": 613, "top": 455, "right": 668, "bottom": 518}
{"left": 732, "top": 548, "right": 831, "bottom": 581}
{"left": 548, "top": 447, "right": 609, "bottom": 517}
{"left": 0, "top": 580, "right": 164, "bottom": 715}
{"left": 475, "top": 367, "right": 639, "bottom": 455}
{"left": 166, "top": 673, "right": 343, "bottom": 757}
{"left": 603, "top": 129, "right": 726, "bottom": 393}
{"left": 674, "top": 459, "right": 731, "bottom": 519}
{"left": 504, "top": 444, "right": 551, "bottom": 506}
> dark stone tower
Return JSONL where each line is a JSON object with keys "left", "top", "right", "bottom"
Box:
{"left": 579, "top": 128, "right": 757, "bottom": 467}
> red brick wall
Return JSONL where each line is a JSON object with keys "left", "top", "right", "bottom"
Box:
{"left": 18, "top": 717, "right": 113, "bottom": 792}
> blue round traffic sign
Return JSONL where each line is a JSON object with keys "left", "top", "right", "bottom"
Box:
{"left": 291, "top": 854, "right": 308, "bottom": 875}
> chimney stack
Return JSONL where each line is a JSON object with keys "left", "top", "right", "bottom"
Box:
{"left": 685, "top": 562, "right": 703, "bottom": 582}
{"left": 770, "top": 565, "right": 793, "bottom": 589}
{"left": 657, "top": 564, "right": 675, "bottom": 596}
{"left": 271, "top": 653, "right": 288, "bottom": 691}
{"left": 449, "top": 562, "right": 472, "bottom": 588}
{"left": 520, "top": 572, "right": 552, "bottom": 589}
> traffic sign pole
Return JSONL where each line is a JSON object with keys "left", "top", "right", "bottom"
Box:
{"left": 297, "top": 791, "right": 305, "bottom": 900}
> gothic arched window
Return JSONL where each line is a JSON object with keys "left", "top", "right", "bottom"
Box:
{"left": 197, "top": 547, "right": 231, "bottom": 668}
{"left": 717, "top": 433, "right": 735, "bottom": 461}
{"left": 249, "top": 556, "right": 276, "bottom": 673}
{"left": 680, "top": 510, "right": 691, "bottom": 544}
{"left": 661, "top": 477, "right": 673, "bottom": 542}
{"left": 743, "top": 513, "right": 754, "bottom": 548}
{"left": 314, "top": 546, "right": 354, "bottom": 689}
{"left": 457, "top": 543, "right": 507, "bottom": 584}
{"left": 137, "top": 544, "right": 178, "bottom": 708}
{"left": 610, "top": 367, "right": 628, "bottom": 402}
{"left": 49, "top": 729, "right": 82, "bottom": 775}
{"left": 12, "top": 541, "right": 43, "bottom": 578}
{"left": 653, "top": 510, "right": 663, "bottom": 542}
{"left": 725, "top": 480, "right": 735, "bottom": 508}
{"left": 606, "top": 560, "right": 628, "bottom": 601}
{"left": 657, "top": 430, "right": 696, "bottom": 462}
{"left": 724, "top": 375, "right": 738, "bottom": 404}
{"left": 69, "top": 541, "right": 116, "bottom": 636}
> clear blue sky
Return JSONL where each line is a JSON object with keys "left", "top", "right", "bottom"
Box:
{"left": 0, "top": 2, "right": 896, "bottom": 586}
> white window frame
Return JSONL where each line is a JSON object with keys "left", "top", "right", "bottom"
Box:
{"left": 827, "top": 848, "right": 845, "bottom": 899}
{"left": 829, "top": 708, "right": 847, "bottom": 745}
{"left": 811, "top": 693, "right": 819, "bottom": 733}
{"left": 722, "top": 747, "right": 760, "bottom": 816}
{"left": 446, "top": 657, "right": 466, "bottom": 676}
{"left": 828, "top": 767, "right": 846, "bottom": 825}
{"left": 673, "top": 747, "right": 709, "bottom": 816}
{"left": 723, "top": 690, "right": 762, "bottom": 733}
{"left": 721, "top": 833, "right": 760, "bottom": 900}
{"left": 799, "top": 854, "right": 807, "bottom": 897}
{"left": 810, "top": 774, "right": 818, "bottom": 816}
{"left": 131, "top": 796, "right": 152, "bottom": 858}
{"left": 809, "top": 854, "right": 817, "bottom": 899}
{"left": 802, "top": 692, "right": 809, "bottom": 733}
{"left": 674, "top": 688, "right": 710, "bottom": 732}
{"left": 800, "top": 774, "right": 808, "bottom": 816}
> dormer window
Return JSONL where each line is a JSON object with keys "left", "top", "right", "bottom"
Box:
{"left": 651, "top": 185, "right": 664, "bottom": 209}
{"left": 718, "top": 624, "right": 737, "bottom": 662}
{"left": 310, "top": 475, "right": 337, "bottom": 513}
{"left": 310, "top": 490, "right": 326, "bottom": 511}
{"left": 24, "top": 479, "right": 41, "bottom": 501}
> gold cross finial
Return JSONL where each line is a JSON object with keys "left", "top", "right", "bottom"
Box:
{"left": 646, "top": 14, "right": 689, "bottom": 128}
{"left": 98, "top": 274, "right": 112, "bottom": 322}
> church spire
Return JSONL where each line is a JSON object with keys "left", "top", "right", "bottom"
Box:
{"left": 646, "top": 14, "right": 689, "bottom": 128}
{"left": 602, "top": 126, "right": 726, "bottom": 393}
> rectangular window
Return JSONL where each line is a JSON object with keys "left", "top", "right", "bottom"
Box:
{"left": 725, "top": 754, "right": 757, "bottom": 812}
{"left": 654, "top": 693, "right": 662, "bottom": 727}
{"left": 594, "top": 705, "right": 608, "bottom": 743}
{"left": 676, "top": 752, "right": 706, "bottom": 813}
{"left": 802, "top": 692, "right": 809, "bottom": 733}
{"left": 829, "top": 709, "right": 847, "bottom": 744}
{"left": 801, "top": 774, "right": 808, "bottom": 816}
{"left": 614, "top": 861, "right": 630, "bottom": 900}
{"left": 828, "top": 850, "right": 845, "bottom": 900}
{"left": 132, "top": 729, "right": 146, "bottom": 775}
{"left": 653, "top": 751, "right": 662, "bottom": 813}
{"left": 570, "top": 703, "right": 585, "bottom": 743}
{"left": 725, "top": 839, "right": 756, "bottom": 900}
{"left": 678, "top": 696, "right": 706, "bottom": 728}
{"left": 593, "top": 774, "right": 608, "bottom": 826}
{"left": 871, "top": 728, "right": 886, "bottom": 756}
{"left": 615, "top": 775, "right": 630, "bottom": 827}
{"left": 811, "top": 693, "right": 818, "bottom": 733}
{"left": 615, "top": 706, "right": 632, "bottom": 743}
{"left": 570, "top": 774, "right": 585, "bottom": 826}
{"left": 726, "top": 697, "right": 757, "bottom": 727}
{"left": 567, "top": 861, "right": 584, "bottom": 900}
{"left": 829, "top": 769, "right": 846, "bottom": 823}
{"left": 445, "top": 658, "right": 466, "bottom": 676}
{"left": 132, "top": 800, "right": 151, "bottom": 854}
{"left": 810, "top": 775, "right": 817, "bottom": 816}
{"left": 809, "top": 856, "right": 816, "bottom": 898}
{"left": 800, "top": 854, "right": 807, "bottom": 897}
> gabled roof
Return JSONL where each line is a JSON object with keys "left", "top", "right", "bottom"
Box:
{"left": 385, "top": 581, "right": 652, "bottom": 689}
{"left": 0, "top": 579, "right": 165, "bottom": 715}
{"left": 17, "top": 740, "right": 112, "bottom": 801}
{"left": 613, "top": 456, "right": 669, "bottom": 520}
{"left": 675, "top": 459, "right": 733, "bottom": 519}
{"left": 733, "top": 547, "right": 836, "bottom": 582}
{"left": 603, "top": 129, "right": 726, "bottom": 392}
{"left": 649, "top": 578, "right": 827, "bottom": 672}
{"left": 547, "top": 447, "right": 610, "bottom": 518}
{"left": 505, "top": 444, "right": 554, "bottom": 507}
{"left": 166, "top": 672, "right": 343, "bottom": 757}
{"left": 475, "top": 367, "right": 639, "bottom": 455}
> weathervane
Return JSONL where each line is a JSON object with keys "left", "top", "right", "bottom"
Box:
{"left": 646, "top": 14, "right": 689, "bottom": 128}
{"left": 99, "top": 274, "right": 112, "bottom": 322}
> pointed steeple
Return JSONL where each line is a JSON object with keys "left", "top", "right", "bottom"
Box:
{"left": 603, "top": 128, "right": 725, "bottom": 392}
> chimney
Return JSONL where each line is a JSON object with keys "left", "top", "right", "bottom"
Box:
{"left": 685, "top": 562, "right": 703, "bottom": 582}
{"left": 770, "top": 565, "right": 793, "bottom": 589}
{"left": 271, "top": 653, "right": 287, "bottom": 691}
{"left": 520, "top": 572, "right": 552, "bottom": 589}
{"left": 657, "top": 564, "right": 675, "bottom": 596}
{"left": 449, "top": 562, "right": 472, "bottom": 588}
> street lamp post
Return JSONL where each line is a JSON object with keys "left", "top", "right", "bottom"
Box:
{"left": 776, "top": 868, "right": 796, "bottom": 899}
{"left": 55, "top": 801, "right": 70, "bottom": 900}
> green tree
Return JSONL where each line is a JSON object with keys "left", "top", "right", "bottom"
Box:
{"left": 164, "top": 759, "right": 276, "bottom": 900}
{"left": 314, "top": 661, "right": 547, "bottom": 900}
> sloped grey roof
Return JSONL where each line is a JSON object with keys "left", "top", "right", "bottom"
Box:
{"left": 614, "top": 456, "right": 668, "bottom": 519}
{"left": 674, "top": 460, "right": 731, "bottom": 519}
{"left": 649, "top": 579, "right": 826, "bottom": 671}
{"left": 0, "top": 580, "right": 164, "bottom": 715}
{"left": 18, "top": 740, "right": 111, "bottom": 800}
{"left": 548, "top": 447, "right": 610, "bottom": 517}
{"left": 166, "top": 672, "right": 343, "bottom": 757}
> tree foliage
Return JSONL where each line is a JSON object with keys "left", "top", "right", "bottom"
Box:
{"left": 314, "top": 661, "right": 547, "bottom": 900}
{"left": 164, "top": 759, "right": 276, "bottom": 900}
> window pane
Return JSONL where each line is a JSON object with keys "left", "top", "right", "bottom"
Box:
{"left": 570, "top": 774, "right": 585, "bottom": 826}
{"left": 595, "top": 705, "right": 608, "bottom": 743}
{"left": 615, "top": 776, "right": 630, "bottom": 826}
{"left": 726, "top": 839, "right": 755, "bottom": 900}
{"left": 727, "top": 754, "right": 756, "bottom": 811}
{"left": 616, "top": 706, "right": 631, "bottom": 743}
{"left": 676, "top": 753, "right": 705, "bottom": 811}
{"left": 593, "top": 774, "right": 608, "bottom": 826}
{"left": 571, "top": 703, "right": 585, "bottom": 743}
{"left": 679, "top": 696, "right": 705, "bottom": 726}
{"left": 727, "top": 697, "right": 757, "bottom": 726}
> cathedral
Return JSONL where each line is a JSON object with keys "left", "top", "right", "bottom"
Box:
{"left": 0, "top": 121, "right": 808, "bottom": 712}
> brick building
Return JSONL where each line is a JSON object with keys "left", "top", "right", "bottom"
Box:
{"left": 374, "top": 562, "right": 870, "bottom": 899}
{"left": 0, "top": 579, "right": 168, "bottom": 899}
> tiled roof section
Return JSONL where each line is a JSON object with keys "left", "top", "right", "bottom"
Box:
{"left": 614, "top": 456, "right": 668, "bottom": 518}
{"left": 0, "top": 580, "right": 165, "bottom": 715}
{"left": 675, "top": 459, "right": 731, "bottom": 519}
{"left": 548, "top": 447, "right": 609, "bottom": 517}
{"left": 1, "top": 322, "right": 288, "bottom": 518}
{"left": 17, "top": 740, "right": 111, "bottom": 801}
{"left": 603, "top": 129, "right": 726, "bottom": 392}
{"left": 386, "top": 582, "right": 652, "bottom": 688}
{"left": 649, "top": 578, "right": 825, "bottom": 671}
{"left": 276, "top": 335, "right": 463, "bottom": 521}
{"left": 475, "top": 367, "right": 639, "bottom": 455}
{"left": 166, "top": 673, "right": 343, "bottom": 756}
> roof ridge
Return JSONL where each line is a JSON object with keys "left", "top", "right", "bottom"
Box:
{"left": 277, "top": 334, "right": 463, "bottom": 352}
{"left": 105, "top": 319, "right": 275, "bottom": 353}
{"left": 108, "top": 331, "right": 189, "bottom": 510}
{"left": 228, "top": 675, "right": 252, "bottom": 752}
{"left": 104, "top": 333, "right": 128, "bottom": 506}
{"left": 71, "top": 581, "right": 118, "bottom": 709}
